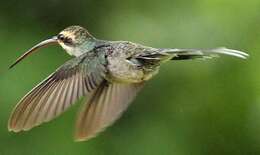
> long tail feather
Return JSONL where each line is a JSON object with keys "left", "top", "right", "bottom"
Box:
{"left": 165, "top": 47, "right": 249, "bottom": 60}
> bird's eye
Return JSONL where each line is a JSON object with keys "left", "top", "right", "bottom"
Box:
{"left": 57, "top": 34, "right": 65, "bottom": 41}
{"left": 57, "top": 34, "right": 72, "bottom": 44}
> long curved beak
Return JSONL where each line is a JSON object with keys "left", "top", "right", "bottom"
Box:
{"left": 9, "top": 36, "right": 58, "bottom": 69}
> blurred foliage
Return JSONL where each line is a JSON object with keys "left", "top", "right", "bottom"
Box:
{"left": 0, "top": 0, "right": 260, "bottom": 154}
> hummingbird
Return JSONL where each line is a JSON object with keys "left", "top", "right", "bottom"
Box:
{"left": 8, "top": 25, "right": 248, "bottom": 141}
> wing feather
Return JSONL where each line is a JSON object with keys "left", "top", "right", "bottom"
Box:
{"left": 75, "top": 82, "right": 144, "bottom": 141}
{"left": 8, "top": 51, "right": 107, "bottom": 132}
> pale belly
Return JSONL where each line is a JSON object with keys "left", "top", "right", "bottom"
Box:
{"left": 105, "top": 41, "right": 159, "bottom": 83}
{"left": 106, "top": 58, "right": 159, "bottom": 83}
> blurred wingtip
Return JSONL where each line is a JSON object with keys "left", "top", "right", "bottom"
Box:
{"left": 7, "top": 126, "right": 13, "bottom": 132}
{"left": 7, "top": 122, "right": 20, "bottom": 133}
{"left": 74, "top": 134, "right": 96, "bottom": 142}
{"left": 74, "top": 137, "right": 87, "bottom": 142}
{"left": 7, "top": 126, "right": 19, "bottom": 133}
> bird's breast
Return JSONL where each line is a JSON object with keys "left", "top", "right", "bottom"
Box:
{"left": 106, "top": 58, "right": 143, "bottom": 83}
{"left": 105, "top": 41, "right": 159, "bottom": 83}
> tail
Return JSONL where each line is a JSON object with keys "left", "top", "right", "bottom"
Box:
{"left": 135, "top": 47, "right": 248, "bottom": 67}
{"left": 165, "top": 47, "right": 249, "bottom": 60}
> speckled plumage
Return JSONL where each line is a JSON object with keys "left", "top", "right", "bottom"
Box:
{"left": 8, "top": 25, "right": 249, "bottom": 141}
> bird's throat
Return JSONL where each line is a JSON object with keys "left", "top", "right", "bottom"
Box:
{"left": 63, "top": 38, "right": 97, "bottom": 57}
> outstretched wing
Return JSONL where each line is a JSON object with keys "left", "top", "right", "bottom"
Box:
{"left": 8, "top": 51, "right": 107, "bottom": 132}
{"left": 75, "top": 81, "right": 144, "bottom": 141}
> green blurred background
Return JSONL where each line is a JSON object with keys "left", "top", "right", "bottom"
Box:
{"left": 0, "top": 0, "right": 260, "bottom": 154}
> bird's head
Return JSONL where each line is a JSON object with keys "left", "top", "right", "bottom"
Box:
{"left": 57, "top": 26, "right": 94, "bottom": 53}
{"left": 9, "top": 25, "right": 95, "bottom": 69}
